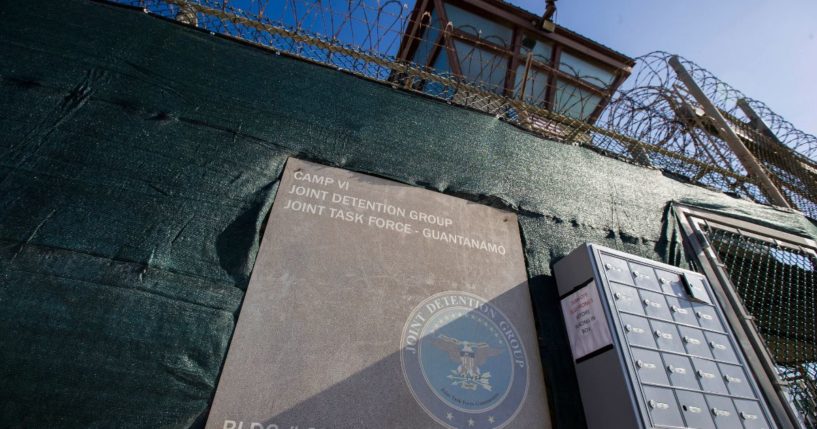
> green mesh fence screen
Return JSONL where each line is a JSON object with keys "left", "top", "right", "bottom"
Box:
{"left": 702, "top": 225, "right": 817, "bottom": 427}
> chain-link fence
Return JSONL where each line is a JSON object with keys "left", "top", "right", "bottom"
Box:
{"left": 111, "top": 0, "right": 817, "bottom": 220}
{"left": 701, "top": 224, "right": 817, "bottom": 428}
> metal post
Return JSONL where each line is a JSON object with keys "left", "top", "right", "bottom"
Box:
{"left": 736, "top": 98, "right": 803, "bottom": 155}
{"left": 669, "top": 56, "right": 791, "bottom": 208}
{"left": 736, "top": 99, "right": 776, "bottom": 140}
{"left": 737, "top": 97, "right": 817, "bottom": 196}
{"left": 518, "top": 52, "right": 533, "bottom": 102}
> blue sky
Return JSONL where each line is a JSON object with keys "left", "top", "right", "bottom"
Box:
{"left": 507, "top": 0, "right": 817, "bottom": 135}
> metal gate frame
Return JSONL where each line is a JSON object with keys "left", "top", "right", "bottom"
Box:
{"left": 674, "top": 204, "right": 815, "bottom": 428}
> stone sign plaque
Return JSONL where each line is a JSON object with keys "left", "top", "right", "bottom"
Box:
{"left": 206, "top": 158, "right": 550, "bottom": 429}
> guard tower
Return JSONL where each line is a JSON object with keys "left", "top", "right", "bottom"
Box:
{"left": 396, "top": 0, "right": 635, "bottom": 123}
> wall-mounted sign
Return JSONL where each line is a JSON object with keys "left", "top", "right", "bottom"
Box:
{"left": 206, "top": 158, "right": 550, "bottom": 429}
{"left": 560, "top": 281, "right": 612, "bottom": 361}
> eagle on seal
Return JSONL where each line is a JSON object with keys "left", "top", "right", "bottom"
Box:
{"left": 432, "top": 335, "right": 502, "bottom": 379}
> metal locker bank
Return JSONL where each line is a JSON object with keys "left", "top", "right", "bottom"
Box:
{"left": 555, "top": 244, "right": 777, "bottom": 429}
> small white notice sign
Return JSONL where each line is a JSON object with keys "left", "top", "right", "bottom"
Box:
{"left": 560, "top": 281, "right": 612, "bottom": 360}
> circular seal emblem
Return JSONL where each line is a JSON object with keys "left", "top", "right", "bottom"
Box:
{"left": 401, "top": 291, "right": 528, "bottom": 429}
